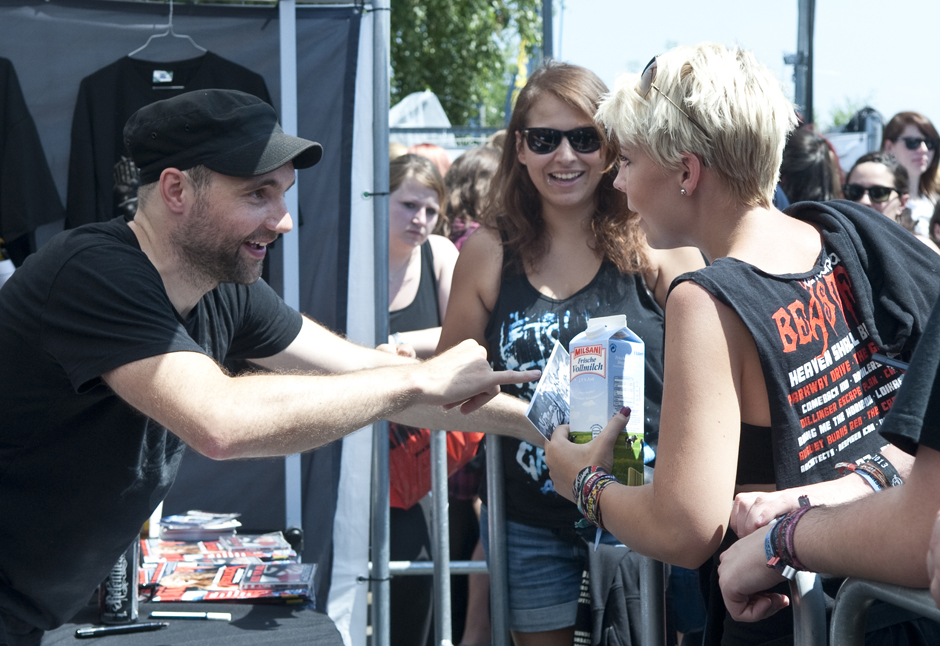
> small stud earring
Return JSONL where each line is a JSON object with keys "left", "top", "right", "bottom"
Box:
{"left": 680, "top": 188, "right": 687, "bottom": 196}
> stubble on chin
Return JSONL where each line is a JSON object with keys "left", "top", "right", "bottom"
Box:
{"left": 172, "top": 196, "right": 265, "bottom": 288}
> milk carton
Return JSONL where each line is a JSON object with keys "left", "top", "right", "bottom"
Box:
{"left": 569, "top": 315, "right": 645, "bottom": 485}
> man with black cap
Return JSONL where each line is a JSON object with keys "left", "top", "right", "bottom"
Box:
{"left": 0, "top": 89, "right": 540, "bottom": 644}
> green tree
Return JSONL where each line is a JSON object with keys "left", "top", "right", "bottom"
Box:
{"left": 822, "top": 94, "right": 875, "bottom": 132}
{"left": 390, "top": 0, "right": 542, "bottom": 126}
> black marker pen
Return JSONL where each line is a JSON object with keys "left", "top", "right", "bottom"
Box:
{"left": 75, "top": 621, "right": 169, "bottom": 638}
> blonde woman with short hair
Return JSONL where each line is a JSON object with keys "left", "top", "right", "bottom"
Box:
{"left": 545, "top": 43, "right": 940, "bottom": 645}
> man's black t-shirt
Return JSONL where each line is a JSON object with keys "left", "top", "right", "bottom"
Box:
{"left": 879, "top": 295, "right": 940, "bottom": 455}
{"left": 0, "top": 217, "right": 302, "bottom": 635}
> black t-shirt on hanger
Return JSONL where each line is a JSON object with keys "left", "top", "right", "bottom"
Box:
{"left": 0, "top": 57, "right": 64, "bottom": 261}
{"left": 65, "top": 52, "right": 271, "bottom": 228}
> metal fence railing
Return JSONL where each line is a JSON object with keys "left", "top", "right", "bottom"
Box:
{"left": 371, "top": 432, "right": 670, "bottom": 646}
{"left": 829, "top": 579, "right": 940, "bottom": 646}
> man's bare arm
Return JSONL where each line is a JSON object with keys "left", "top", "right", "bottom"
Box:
{"left": 719, "top": 446, "right": 940, "bottom": 622}
{"left": 103, "top": 338, "right": 539, "bottom": 460}
{"left": 391, "top": 392, "right": 544, "bottom": 446}
{"left": 251, "top": 316, "right": 416, "bottom": 374}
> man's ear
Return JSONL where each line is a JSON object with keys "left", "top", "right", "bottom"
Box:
{"left": 158, "top": 168, "right": 189, "bottom": 215}
{"left": 678, "top": 151, "right": 703, "bottom": 196}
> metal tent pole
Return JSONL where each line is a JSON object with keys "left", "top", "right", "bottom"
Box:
{"left": 485, "top": 435, "right": 510, "bottom": 646}
{"left": 540, "top": 0, "right": 553, "bottom": 63}
{"left": 794, "top": 0, "right": 815, "bottom": 124}
{"left": 371, "top": 0, "right": 392, "bottom": 643}
{"left": 431, "top": 431, "right": 453, "bottom": 645}
{"left": 278, "top": 0, "right": 304, "bottom": 552}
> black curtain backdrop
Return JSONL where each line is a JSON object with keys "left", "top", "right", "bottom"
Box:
{"left": 0, "top": 0, "right": 360, "bottom": 608}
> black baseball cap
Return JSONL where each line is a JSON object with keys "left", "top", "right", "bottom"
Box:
{"left": 124, "top": 89, "right": 323, "bottom": 184}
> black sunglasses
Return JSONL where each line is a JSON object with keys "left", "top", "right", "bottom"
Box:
{"left": 522, "top": 127, "right": 602, "bottom": 155}
{"left": 895, "top": 136, "right": 938, "bottom": 151}
{"left": 842, "top": 183, "right": 897, "bottom": 203}
{"left": 637, "top": 56, "right": 710, "bottom": 139}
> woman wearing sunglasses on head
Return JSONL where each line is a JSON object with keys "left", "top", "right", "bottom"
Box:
{"left": 437, "top": 61, "right": 703, "bottom": 646}
{"left": 543, "top": 43, "right": 940, "bottom": 645}
{"left": 882, "top": 111, "right": 940, "bottom": 236}
{"left": 843, "top": 151, "right": 940, "bottom": 254}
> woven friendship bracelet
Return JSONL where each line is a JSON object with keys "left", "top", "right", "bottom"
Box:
{"left": 582, "top": 474, "right": 617, "bottom": 529}
{"left": 578, "top": 472, "right": 610, "bottom": 517}
{"left": 572, "top": 465, "right": 607, "bottom": 504}
{"left": 837, "top": 453, "right": 903, "bottom": 492}
{"left": 766, "top": 496, "right": 814, "bottom": 578}
{"left": 854, "top": 466, "right": 884, "bottom": 492}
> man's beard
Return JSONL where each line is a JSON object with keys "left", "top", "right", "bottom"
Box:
{"left": 170, "top": 194, "right": 272, "bottom": 287}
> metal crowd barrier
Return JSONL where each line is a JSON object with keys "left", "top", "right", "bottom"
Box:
{"left": 373, "top": 431, "right": 669, "bottom": 646}
{"left": 787, "top": 574, "right": 940, "bottom": 646}
{"left": 829, "top": 579, "right": 940, "bottom": 646}
{"left": 790, "top": 571, "right": 827, "bottom": 646}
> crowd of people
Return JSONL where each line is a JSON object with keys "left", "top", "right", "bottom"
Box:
{"left": 393, "top": 44, "right": 940, "bottom": 646}
{"left": 3, "top": 38, "right": 940, "bottom": 646}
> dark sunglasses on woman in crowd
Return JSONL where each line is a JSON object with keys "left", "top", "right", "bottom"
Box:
{"left": 894, "top": 136, "right": 938, "bottom": 151}
{"left": 842, "top": 183, "right": 897, "bottom": 203}
{"left": 522, "top": 127, "right": 602, "bottom": 155}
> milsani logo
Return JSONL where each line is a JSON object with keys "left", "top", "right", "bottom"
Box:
{"left": 571, "top": 344, "right": 605, "bottom": 379}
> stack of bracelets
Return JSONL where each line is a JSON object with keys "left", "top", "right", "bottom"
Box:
{"left": 573, "top": 465, "right": 619, "bottom": 529}
{"left": 834, "top": 452, "right": 904, "bottom": 491}
{"left": 764, "top": 495, "right": 814, "bottom": 579}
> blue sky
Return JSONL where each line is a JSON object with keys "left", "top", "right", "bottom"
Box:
{"left": 553, "top": 0, "right": 940, "bottom": 132}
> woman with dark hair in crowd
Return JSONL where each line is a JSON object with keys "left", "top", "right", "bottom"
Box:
{"left": 387, "top": 154, "right": 458, "bottom": 358}
{"left": 843, "top": 151, "right": 909, "bottom": 221}
{"left": 444, "top": 145, "right": 501, "bottom": 250}
{"left": 778, "top": 127, "right": 843, "bottom": 202}
{"left": 438, "top": 60, "right": 703, "bottom": 646}
{"left": 385, "top": 153, "right": 459, "bottom": 646}
{"left": 843, "top": 151, "right": 940, "bottom": 254}
{"left": 882, "top": 111, "right": 940, "bottom": 235}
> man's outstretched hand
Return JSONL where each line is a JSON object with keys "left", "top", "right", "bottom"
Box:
{"left": 418, "top": 339, "right": 540, "bottom": 414}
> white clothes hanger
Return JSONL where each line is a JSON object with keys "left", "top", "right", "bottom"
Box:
{"left": 128, "top": 0, "right": 207, "bottom": 59}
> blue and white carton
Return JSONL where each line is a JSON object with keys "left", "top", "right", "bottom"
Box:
{"left": 568, "top": 315, "right": 645, "bottom": 485}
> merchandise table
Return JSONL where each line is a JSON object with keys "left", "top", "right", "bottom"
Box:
{"left": 38, "top": 601, "right": 342, "bottom": 645}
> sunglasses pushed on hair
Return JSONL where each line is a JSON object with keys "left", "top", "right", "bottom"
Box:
{"left": 522, "top": 127, "right": 602, "bottom": 155}
{"left": 842, "top": 183, "right": 897, "bottom": 203}
{"left": 894, "top": 136, "right": 938, "bottom": 151}
{"left": 637, "top": 56, "right": 710, "bottom": 139}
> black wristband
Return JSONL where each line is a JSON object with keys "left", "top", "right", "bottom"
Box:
{"left": 868, "top": 452, "right": 903, "bottom": 487}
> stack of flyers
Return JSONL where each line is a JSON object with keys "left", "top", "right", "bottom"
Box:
{"left": 158, "top": 511, "right": 241, "bottom": 541}
{"left": 141, "top": 531, "right": 296, "bottom": 565}
{"left": 144, "top": 562, "right": 311, "bottom": 603}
